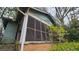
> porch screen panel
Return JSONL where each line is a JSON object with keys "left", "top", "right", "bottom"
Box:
{"left": 26, "top": 15, "right": 50, "bottom": 41}
{"left": 36, "top": 20, "right": 40, "bottom": 30}
{"left": 26, "top": 28, "right": 34, "bottom": 41}
{"left": 41, "top": 23, "right": 45, "bottom": 31}
{"left": 46, "top": 33, "right": 50, "bottom": 41}
{"left": 36, "top": 31, "right": 41, "bottom": 41}
{"left": 27, "top": 16, "right": 34, "bottom": 28}
{"left": 42, "top": 32, "right": 46, "bottom": 41}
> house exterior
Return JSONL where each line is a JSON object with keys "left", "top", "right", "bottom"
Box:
{"left": 2, "top": 7, "right": 57, "bottom": 51}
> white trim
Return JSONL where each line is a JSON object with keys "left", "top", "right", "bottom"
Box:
{"left": 27, "top": 27, "right": 49, "bottom": 33}
{"left": 17, "top": 8, "right": 26, "bottom": 15}
{"left": 17, "top": 8, "right": 52, "bottom": 26}
{"left": 24, "top": 41, "right": 51, "bottom": 44}
{"left": 31, "top": 7, "right": 48, "bottom": 14}
{"left": 20, "top": 8, "right": 29, "bottom": 51}
{"left": 28, "top": 13, "right": 51, "bottom": 26}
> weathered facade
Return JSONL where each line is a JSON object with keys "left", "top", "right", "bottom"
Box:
{"left": 2, "top": 7, "right": 57, "bottom": 51}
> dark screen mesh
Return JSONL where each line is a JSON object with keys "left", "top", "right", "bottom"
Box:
{"left": 26, "top": 28, "right": 34, "bottom": 41}
{"left": 36, "top": 20, "right": 40, "bottom": 30}
{"left": 36, "top": 31, "right": 41, "bottom": 41}
{"left": 42, "top": 23, "right": 45, "bottom": 31}
{"left": 42, "top": 33, "right": 46, "bottom": 41}
{"left": 26, "top": 16, "right": 50, "bottom": 41}
{"left": 27, "top": 16, "right": 34, "bottom": 28}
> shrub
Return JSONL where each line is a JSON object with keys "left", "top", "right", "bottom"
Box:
{"left": 49, "top": 25, "right": 67, "bottom": 42}
{"left": 67, "top": 28, "right": 79, "bottom": 42}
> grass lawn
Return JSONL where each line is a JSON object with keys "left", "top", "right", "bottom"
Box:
{"left": 49, "top": 42, "right": 79, "bottom": 51}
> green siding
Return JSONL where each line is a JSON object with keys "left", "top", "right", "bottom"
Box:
{"left": 2, "top": 22, "right": 17, "bottom": 43}
{"left": 29, "top": 9, "right": 52, "bottom": 26}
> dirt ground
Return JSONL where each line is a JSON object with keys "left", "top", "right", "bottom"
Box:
{"left": 0, "top": 44, "right": 15, "bottom": 51}
{"left": 23, "top": 43, "right": 51, "bottom": 51}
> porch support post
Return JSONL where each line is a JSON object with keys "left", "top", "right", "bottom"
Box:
{"left": 20, "top": 8, "right": 29, "bottom": 51}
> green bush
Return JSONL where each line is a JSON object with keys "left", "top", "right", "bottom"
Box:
{"left": 49, "top": 42, "right": 79, "bottom": 51}
{"left": 66, "top": 28, "right": 79, "bottom": 42}
{"left": 49, "top": 25, "right": 67, "bottom": 42}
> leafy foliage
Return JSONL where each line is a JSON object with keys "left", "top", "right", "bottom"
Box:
{"left": 66, "top": 28, "right": 79, "bottom": 41}
{"left": 49, "top": 25, "right": 67, "bottom": 42}
{"left": 0, "top": 7, "right": 17, "bottom": 19}
{"left": 65, "top": 18, "right": 79, "bottom": 41}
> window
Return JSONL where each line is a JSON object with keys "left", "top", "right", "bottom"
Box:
{"left": 25, "top": 15, "right": 50, "bottom": 41}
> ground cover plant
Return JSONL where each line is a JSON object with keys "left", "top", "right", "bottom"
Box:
{"left": 49, "top": 42, "right": 79, "bottom": 51}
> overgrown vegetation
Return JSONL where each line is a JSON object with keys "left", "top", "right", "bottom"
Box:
{"left": 66, "top": 28, "right": 79, "bottom": 42}
{"left": 0, "top": 7, "right": 79, "bottom": 51}
{"left": 49, "top": 25, "right": 67, "bottom": 42}
{"left": 49, "top": 19, "right": 79, "bottom": 50}
{"left": 49, "top": 42, "right": 79, "bottom": 51}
